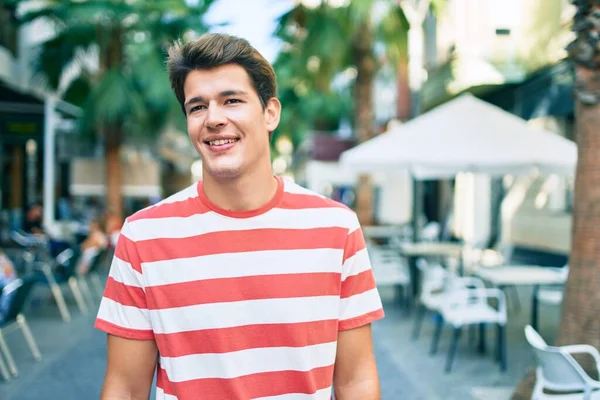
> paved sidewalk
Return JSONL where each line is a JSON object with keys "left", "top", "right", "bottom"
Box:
{"left": 0, "top": 283, "right": 558, "bottom": 399}
{"left": 0, "top": 287, "right": 427, "bottom": 400}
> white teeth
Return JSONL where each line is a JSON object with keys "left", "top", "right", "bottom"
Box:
{"left": 208, "top": 139, "right": 237, "bottom": 146}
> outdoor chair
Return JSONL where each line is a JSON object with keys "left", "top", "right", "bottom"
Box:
{"left": 368, "top": 248, "right": 411, "bottom": 308}
{"left": 420, "top": 221, "right": 441, "bottom": 242}
{"left": 11, "top": 232, "right": 74, "bottom": 322}
{"left": 537, "top": 266, "right": 569, "bottom": 308}
{"left": 0, "top": 275, "right": 42, "bottom": 381}
{"left": 76, "top": 248, "right": 109, "bottom": 308}
{"left": 466, "top": 242, "right": 522, "bottom": 311}
{"left": 525, "top": 325, "right": 600, "bottom": 399}
{"left": 430, "top": 286, "right": 507, "bottom": 373}
{"left": 30, "top": 248, "right": 89, "bottom": 322}
{"left": 412, "top": 258, "right": 486, "bottom": 341}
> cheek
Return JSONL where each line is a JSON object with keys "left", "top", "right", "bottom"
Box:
{"left": 187, "top": 120, "right": 202, "bottom": 140}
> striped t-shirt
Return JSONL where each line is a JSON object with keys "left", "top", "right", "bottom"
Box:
{"left": 95, "top": 176, "right": 384, "bottom": 400}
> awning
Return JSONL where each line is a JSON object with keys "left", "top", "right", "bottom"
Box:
{"left": 339, "top": 93, "right": 577, "bottom": 179}
{"left": 70, "top": 157, "right": 162, "bottom": 198}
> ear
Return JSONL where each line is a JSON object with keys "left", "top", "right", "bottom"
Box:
{"left": 264, "top": 97, "right": 281, "bottom": 133}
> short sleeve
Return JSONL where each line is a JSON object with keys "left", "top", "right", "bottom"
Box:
{"left": 94, "top": 220, "right": 154, "bottom": 340}
{"left": 338, "top": 216, "right": 385, "bottom": 331}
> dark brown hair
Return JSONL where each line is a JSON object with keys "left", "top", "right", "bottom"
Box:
{"left": 167, "top": 33, "right": 277, "bottom": 113}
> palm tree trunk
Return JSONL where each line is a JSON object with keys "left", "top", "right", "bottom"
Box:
{"left": 351, "top": 19, "right": 377, "bottom": 226}
{"left": 557, "top": 92, "right": 600, "bottom": 353}
{"left": 101, "top": 27, "right": 124, "bottom": 219}
{"left": 513, "top": 3, "right": 600, "bottom": 397}
{"left": 351, "top": 20, "right": 376, "bottom": 143}
{"left": 397, "top": 56, "right": 411, "bottom": 122}
{"left": 105, "top": 126, "right": 123, "bottom": 220}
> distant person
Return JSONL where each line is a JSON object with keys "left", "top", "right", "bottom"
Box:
{"left": 105, "top": 213, "right": 123, "bottom": 248}
{"left": 23, "top": 203, "right": 44, "bottom": 235}
{"left": 95, "top": 33, "right": 384, "bottom": 400}
{"left": 76, "top": 218, "right": 107, "bottom": 276}
{"left": 0, "top": 249, "right": 17, "bottom": 320}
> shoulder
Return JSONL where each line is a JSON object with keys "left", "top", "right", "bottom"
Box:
{"left": 279, "top": 178, "right": 360, "bottom": 232}
{"left": 127, "top": 183, "right": 200, "bottom": 222}
{"left": 122, "top": 182, "right": 201, "bottom": 239}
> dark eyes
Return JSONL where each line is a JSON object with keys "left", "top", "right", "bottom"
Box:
{"left": 188, "top": 99, "right": 243, "bottom": 114}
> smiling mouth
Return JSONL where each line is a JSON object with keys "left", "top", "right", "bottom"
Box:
{"left": 204, "top": 138, "right": 240, "bottom": 146}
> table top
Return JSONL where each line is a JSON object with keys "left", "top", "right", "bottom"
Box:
{"left": 398, "top": 242, "right": 464, "bottom": 257}
{"left": 363, "top": 225, "right": 408, "bottom": 238}
{"left": 475, "top": 265, "right": 567, "bottom": 286}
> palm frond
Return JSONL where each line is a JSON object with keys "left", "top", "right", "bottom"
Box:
{"left": 82, "top": 68, "right": 146, "bottom": 133}
{"left": 377, "top": 4, "right": 409, "bottom": 65}
{"left": 29, "top": 23, "right": 97, "bottom": 90}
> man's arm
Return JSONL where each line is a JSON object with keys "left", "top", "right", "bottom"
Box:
{"left": 100, "top": 335, "right": 158, "bottom": 400}
{"left": 333, "top": 324, "right": 380, "bottom": 400}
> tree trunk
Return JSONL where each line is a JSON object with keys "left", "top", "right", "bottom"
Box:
{"left": 102, "top": 27, "right": 124, "bottom": 219}
{"left": 557, "top": 96, "right": 600, "bottom": 349}
{"left": 351, "top": 18, "right": 377, "bottom": 226}
{"left": 352, "top": 17, "right": 376, "bottom": 143}
{"left": 397, "top": 56, "right": 411, "bottom": 122}
{"left": 513, "top": 1, "right": 600, "bottom": 393}
{"left": 105, "top": 126, "right": 123, "bottom": 220}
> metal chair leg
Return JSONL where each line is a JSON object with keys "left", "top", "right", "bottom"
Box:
{"left": 42, "top": 266, "right": 71, "bottom": 322}
{"left": 78, "top": 277, "right": 96, "bottom": 309}
{"left": 509, "top": 285, "right": 521, "bottom": 312}
{"left": 17, "top": 315, "right": 42, "bottom": 361}
{"left": 0, "top": 331, "right": 18, "bottom": 377}
{"left": 430, "top": 314, "right": 444, "bottom": 355}
{"left": 497, "top": 324, "right": 507, "bottom": 372}
{"left": 68, "top": 277, "right": 89, "bottom": 314}
{"left": 412, "top": 304, "right": 427, "bottom": 341}
{"left": 445, "top": 327, "right": 463, "bottom": 373}
{"left": 478, "top": 323, "right": 487, "bottom": 354}
{"left": 89, "top": 273, "right": 105, "bottom": 299}
{"left": 0, "top": 352, "right": 11, "bottom": 381}
{"left": 468, "top": 325, "right": 476, "bottom": 346}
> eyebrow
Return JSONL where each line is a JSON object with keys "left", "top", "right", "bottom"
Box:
{"left": 184, "top": 90, "right": 249, "bottom": 109}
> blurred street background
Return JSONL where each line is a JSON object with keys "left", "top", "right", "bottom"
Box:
{"left": 1, "top": 0, "right": 599, "bottom": 399}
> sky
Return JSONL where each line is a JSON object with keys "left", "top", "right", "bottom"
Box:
{"left": 204, "top": 0, "right": 295, "bottom": 62}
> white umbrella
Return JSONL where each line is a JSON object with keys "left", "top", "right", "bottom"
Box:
{"left": 340, "top": 93, "right": 577, "bottom": 179}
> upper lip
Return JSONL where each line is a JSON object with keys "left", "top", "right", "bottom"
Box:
{"left": 203, "top": 135, "right": 240, "bottom": 143}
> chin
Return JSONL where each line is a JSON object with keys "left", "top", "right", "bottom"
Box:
{"left": 205, "top": 165, "right": 243, "bottom": 180}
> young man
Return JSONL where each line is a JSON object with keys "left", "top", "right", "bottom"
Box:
{"left": 95, "top": 33, "right": 384, "bottom": 400}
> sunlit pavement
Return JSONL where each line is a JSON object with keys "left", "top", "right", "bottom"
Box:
{"left": 0, "top": 284, "right": 558, "bottom": 399}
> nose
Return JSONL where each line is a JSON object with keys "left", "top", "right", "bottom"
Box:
{"left": 204, "top": 102, "right": 227, "bottom": 129}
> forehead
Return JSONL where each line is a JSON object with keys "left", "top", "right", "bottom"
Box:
{"left": 183, "top": 64, "right": 255, "bottom": 100}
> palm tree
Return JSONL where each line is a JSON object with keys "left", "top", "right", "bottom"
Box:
{"left": 274, "top": 1, "right": 410, "bottom": 143}
{"left": 512, "top": 1, "right": 600, "bottom": 398}
{"left": 17, "top": 0, "right": 215, "bottom": 217}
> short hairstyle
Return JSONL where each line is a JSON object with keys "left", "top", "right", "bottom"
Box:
{"left": 167, "top": 33, "right": 277, "bottom": 113}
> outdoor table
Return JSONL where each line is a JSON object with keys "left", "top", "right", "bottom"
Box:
{"left": 398, "top": 242, "right": 464, "bottom": 258}
{"left": 397, "top": 242, "right": 466, "bottom": 301}
{"left": 363, "top": 226, "right": 409, "bottom": 244}
{"left": 475, "top": 265, "right": 566, "bottom": 331}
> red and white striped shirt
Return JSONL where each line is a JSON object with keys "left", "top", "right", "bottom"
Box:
{"left": 95, "top": 176, "right": 384, "bottom": 400}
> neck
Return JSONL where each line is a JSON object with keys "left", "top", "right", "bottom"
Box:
{"left": 202, "top": 163, "right": 278, "bottom": 212}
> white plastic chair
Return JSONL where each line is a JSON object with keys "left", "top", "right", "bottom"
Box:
{"left": 431, "top": 287, "right": 507, "bottom": 373}
{"left": 420, "top": 221, "right": 441, "bottom": 242}
{"left": 525, "top": 325, "right": 600, "bottom": 399}
{"left": 369, "top": 248, "right": 411, "bottom": 308}
{"left": 412, "top": 259, "right": 486, "bottom": 342}
{"left": 538, "top": 266, "right": 569, "bottom": 307}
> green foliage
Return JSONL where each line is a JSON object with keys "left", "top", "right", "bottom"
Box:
{"left": 272, "top": 0, "right": 413, "bottom": 147}
{"left": 17, "top": 0, "right": 217, "bottom": 140}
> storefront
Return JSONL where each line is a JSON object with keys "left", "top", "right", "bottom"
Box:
{"left": 0, "top": 82, "right": 45, "bottom": 233}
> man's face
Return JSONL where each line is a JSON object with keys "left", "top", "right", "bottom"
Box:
{"left": 183, "top": 64, "right": 280, "bottom": 180}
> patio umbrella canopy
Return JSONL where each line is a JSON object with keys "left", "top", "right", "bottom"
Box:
{"left": 339, "top": 93, "right": 577, "bottom": 179}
